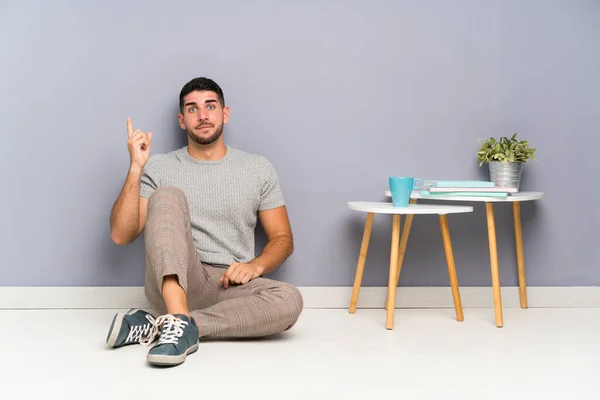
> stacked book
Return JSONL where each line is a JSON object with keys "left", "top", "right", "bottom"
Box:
{"left": 417, "top": 180, "right": 517, "bottom": 198}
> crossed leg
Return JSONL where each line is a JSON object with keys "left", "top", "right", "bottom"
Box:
{"left": 143, "top": 187, "right": 303, "bottom": 339}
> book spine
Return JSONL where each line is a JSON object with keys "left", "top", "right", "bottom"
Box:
{"left": 419, "top": 191, "right": 508, "bottom": 198}
{"left": 429, "top": 187, "right": 517, "bottom": 193}
{"left": 426, "top": 180, "right": 495, "bottom": 188}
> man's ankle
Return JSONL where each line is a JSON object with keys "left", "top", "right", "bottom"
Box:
{"left": 168, "top": 311, "right": 190, "bottom": 319}
{"left": 162, "top": 275, "right": 189, "bottom": 318}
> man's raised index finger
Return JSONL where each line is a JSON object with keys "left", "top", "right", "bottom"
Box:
{"left": 127, "top": 117, "right": 133, "bottom": 137}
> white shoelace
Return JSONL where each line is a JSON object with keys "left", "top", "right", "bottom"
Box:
{"left": 155, "top": 314, "right": 189, "bottom": 345}
{"left": 125, "top": 314, "right": 160, "bottom": 346}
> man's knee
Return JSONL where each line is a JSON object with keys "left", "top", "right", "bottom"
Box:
{"left": 148, "top": 186, "right": 186, "bottom": 204}
{"left": 148, "top": 187, "right": 189, "bottom": 214}
{"left": 279, "top": 283, "right": 304, "bottom": 327}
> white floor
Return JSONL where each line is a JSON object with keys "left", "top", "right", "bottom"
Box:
{"left": 2, "top": 308, "right": 599, "bottom": 399}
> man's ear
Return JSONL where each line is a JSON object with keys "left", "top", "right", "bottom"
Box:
{"left": 178, "top": 113, "right": 186, "bottom": 129}
{"left": 223, "top": 106, "right": 230, "bottom": 124}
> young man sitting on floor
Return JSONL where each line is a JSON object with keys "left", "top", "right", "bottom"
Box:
{"left": 106, "top": 77, "right": 303, "bottom": 367}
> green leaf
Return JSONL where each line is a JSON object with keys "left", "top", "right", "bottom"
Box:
{"left": 475, "top": 132, "right": 537, "bottom": 163}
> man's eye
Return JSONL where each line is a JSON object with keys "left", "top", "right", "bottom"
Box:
{"left": 207, "top": 104, "right": 215, "bottom": 110}
{"left": 189, "top": 107, "right": 197, "bottom": 112}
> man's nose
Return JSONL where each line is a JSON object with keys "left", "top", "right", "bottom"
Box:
{"left": 197, "top": 109, "right": 209, "bottom": 120}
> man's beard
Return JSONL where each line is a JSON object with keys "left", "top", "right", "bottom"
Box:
{"left": 187, "top": 123, "right": 223, "bottom": 145}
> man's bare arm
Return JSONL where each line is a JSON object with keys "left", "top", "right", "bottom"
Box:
{"left": 110, "top": 118, "right": 152, "bottom": 245}
{"left": 110, "top": 166, "right": 148, "bottom": 245}
{"left": 250, "top": 205, "right": 294, "bottom": 274}
{"left": 220, "top": 205, "right": 293, "bottom": 287}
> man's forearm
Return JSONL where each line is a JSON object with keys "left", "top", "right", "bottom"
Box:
{"left": 110, "top": 166, "right": 143, "bottom": 245}
{"left": 250, "top": 234, "right": 293, "bottom": 275}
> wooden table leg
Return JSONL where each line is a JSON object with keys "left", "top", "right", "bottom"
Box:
{"left": 386, "top": 214, "right": 402, "bottom": 329}
{"left": 386, "top": 199, "right": 416, "bottom": 310}
{"left": 485, "top": 203, "right": 504, "bottom": 328}
{"left": 439, "top": 214, "right": 464, "bottom": 322}
{"left": 349, "top": 212, "right": 375, "bottom": 313}
{"left": 395, "top": 198, "right": 417, "bottom": 286}
{"left": 513, "top": 202, "right": 528, "bottom": 309}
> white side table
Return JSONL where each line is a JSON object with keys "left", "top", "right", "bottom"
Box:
{"left": 347, "top": 202, "right": 474, "bottom": 330}
{"left": 384, "top": 191, "right": 544, "bottom": 327}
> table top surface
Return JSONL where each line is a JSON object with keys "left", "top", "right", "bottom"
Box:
{"left": 384, "top": 190, "right": 544, "bottom": 203}
{"left": 348, "top": 202, "right": 473, "bottom": 215}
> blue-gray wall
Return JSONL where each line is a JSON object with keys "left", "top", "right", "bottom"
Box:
{"left": 1, "top": 0, "right": 598, "bottom": 287}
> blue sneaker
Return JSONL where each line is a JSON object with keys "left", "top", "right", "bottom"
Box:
{"left": 106, "top": 309, "right": 159, "bottom": 348}
{"left": 146, "top": 314, "right": 199, "bottom": 367}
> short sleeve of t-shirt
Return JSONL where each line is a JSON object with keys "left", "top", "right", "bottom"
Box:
{"left": 258, "top": 157, "right": 285, "bottom": 211}
{"left": 140, "top": 156, "right": 162, "bottom": 198}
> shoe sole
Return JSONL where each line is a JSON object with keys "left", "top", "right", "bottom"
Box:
{"left": 146, "top": 342, "right": 199, "bottom": 367}
{"left": 106, "top": 308, "right": 139, "bottom": 348}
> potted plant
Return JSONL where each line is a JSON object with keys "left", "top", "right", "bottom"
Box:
{"left": 476, "top": 133, "right": 536, "bottom": 190}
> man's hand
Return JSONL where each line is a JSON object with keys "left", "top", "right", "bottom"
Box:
{"left": 127, "top": 117, "right": 152, "bottom": 171}
{"left": 220, "top": 263, "right": 265, "bottom": 288}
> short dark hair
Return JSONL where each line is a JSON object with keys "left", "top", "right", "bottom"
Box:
{"left": 179, "top": 77, "right": 225, "bottom": 112}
